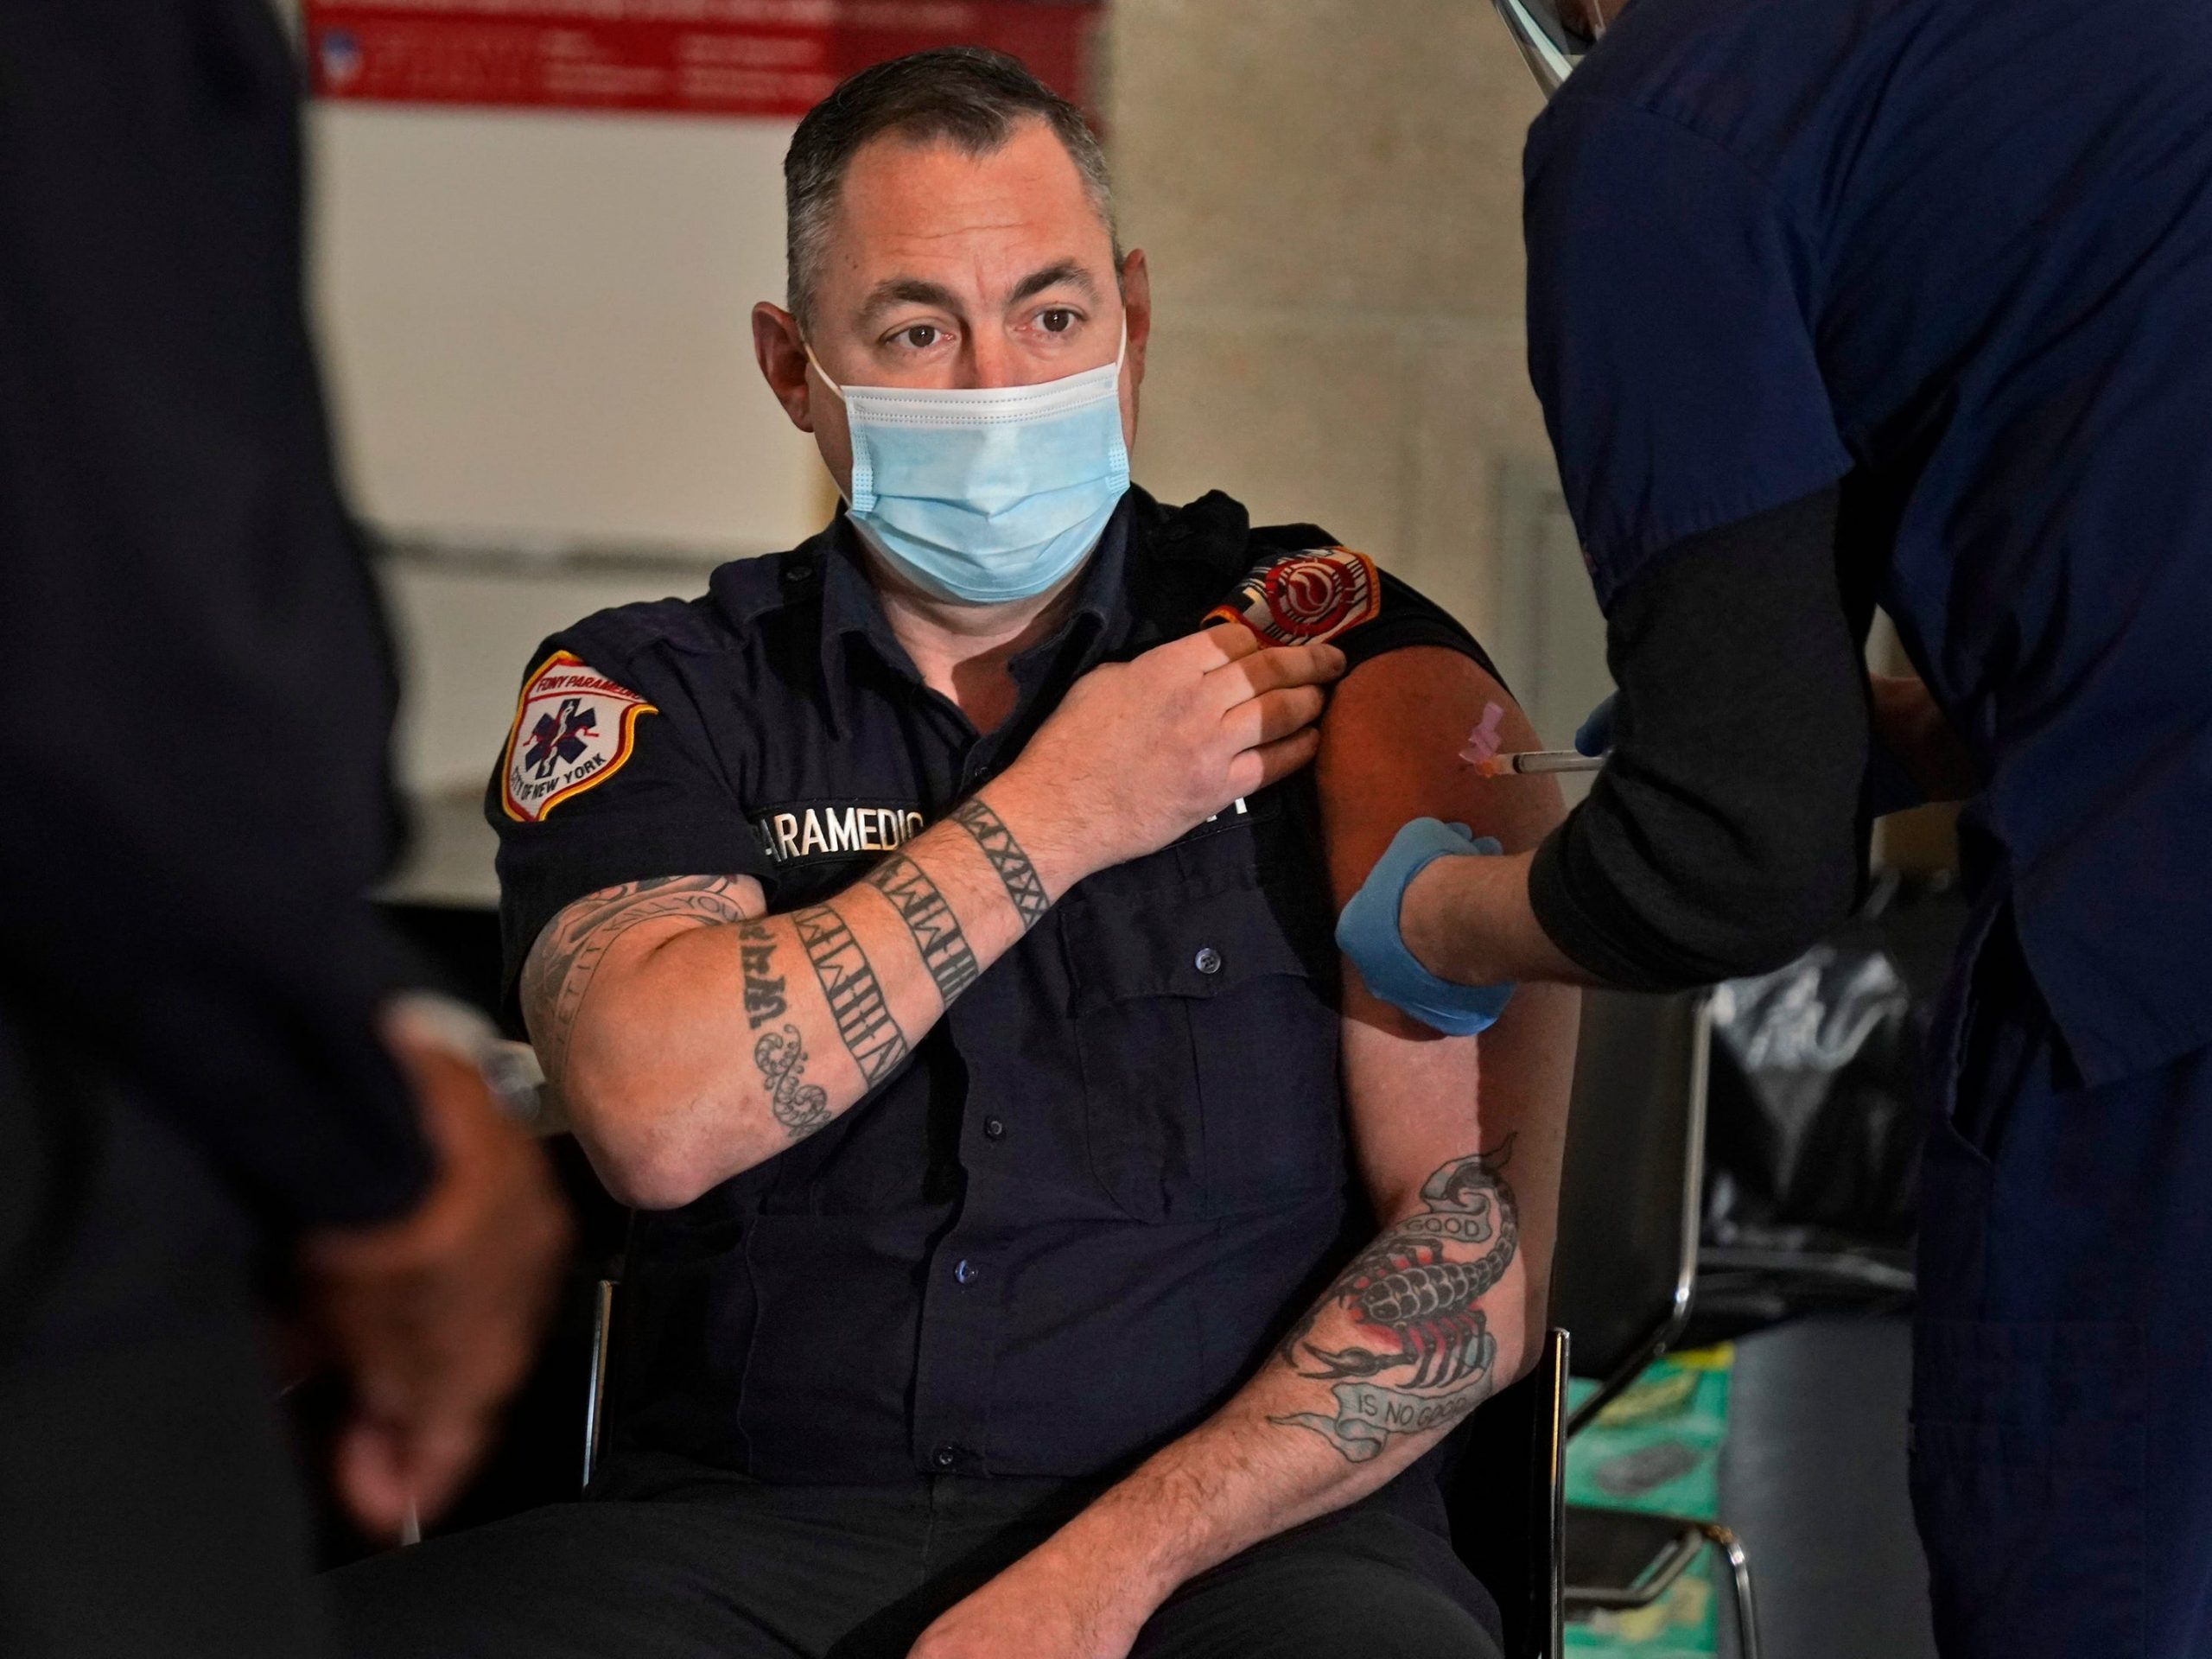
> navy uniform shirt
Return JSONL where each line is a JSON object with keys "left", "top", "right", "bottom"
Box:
{"left": 489, "top": 488, "right": 1497, "bottom": 1481}
{"left": 1524, "top": 0, "right": 2212, "bottom": 1084}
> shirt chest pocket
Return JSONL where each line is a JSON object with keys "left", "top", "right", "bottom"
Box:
{"left": 1063, "top": 877, "right": 1344, "bottom": 1223}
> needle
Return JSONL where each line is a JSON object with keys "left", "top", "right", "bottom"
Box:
{"left": 1471, "top": 749, "right": 1605, "bottom": 778}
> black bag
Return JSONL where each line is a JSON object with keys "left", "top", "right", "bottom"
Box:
{"left": 1688, "top": 876, "right": 1971, "bottom": 1335}
{"left": 1704, "top": 939, "right": 1922, "bottom": 1251}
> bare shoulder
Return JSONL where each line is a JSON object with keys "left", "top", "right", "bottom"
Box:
{"left": 1321, "top": 645, "right": 1520, "bottom": 753}
{"left": 1315, "top": 647, "right": 1560, "bottom": 886}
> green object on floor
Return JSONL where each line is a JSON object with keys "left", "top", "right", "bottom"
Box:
{"left": 1562, "top": 1344, "right": 1736, "bottom": 1659}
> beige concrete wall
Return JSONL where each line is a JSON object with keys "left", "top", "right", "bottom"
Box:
{"left": 1108, "top": 0, "right": 1560, "bottom": 652}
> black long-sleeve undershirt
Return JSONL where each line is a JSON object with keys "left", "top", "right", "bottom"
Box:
{"left": 1527, "top": 486, "right": 1871, "bottom": 991}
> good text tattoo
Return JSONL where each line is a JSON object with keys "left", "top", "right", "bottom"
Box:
{"left": 1268, "top": 1138, "right": 1519, "bottom": 1463}
{"left": 950, "top": 798, "right": 1048, "bottom": 931}
{"left": 753, "top": 1024, "right": 830, "bottom": 1137}
{"left": 522, "top": 874, "right": 756, "bottom": 1079}
{"left": 865, "top": 855, "right": 981, "bottom": 1009}
{"left": 791, "top": 903, "right": 910, "bottom": 1086}
{"left": 737, "top": 919, "right": 788, "bottom": 1030}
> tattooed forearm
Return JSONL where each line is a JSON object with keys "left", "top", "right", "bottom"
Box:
{"left": 950, "top": 798, "right": 1049, "bottom": 931}
{"left": 737, "top": 919, "right": 789, "bottom": 1029}
{"left": 864, "top": 855, "right": 982, "bottom": 1009}
{"left": 523, "top": 874, "right": 757, "bottom": 1079}
{"left": 753, "top": 1024, "right": 830, "bottom": 1137}
{"left": 791, "top": 903, "right": 909, "bottom": 1085}
{"left": 1268, "top": 1138, "right": 1519, "bottom": 1463}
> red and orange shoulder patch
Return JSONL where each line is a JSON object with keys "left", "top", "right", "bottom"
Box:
{"left": 499, "top": 652, "right": 658, "bottom": 823}
{"left": 1204, "top": 545, "right": 1382, "bottom": 646}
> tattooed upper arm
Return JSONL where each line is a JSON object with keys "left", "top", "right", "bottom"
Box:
{"left": 520, "top": 874, "right": 766, "bottom": 1079}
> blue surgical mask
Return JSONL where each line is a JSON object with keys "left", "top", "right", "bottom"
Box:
{"left": 808, "top": 328, "right": 1131, "bottom": 604}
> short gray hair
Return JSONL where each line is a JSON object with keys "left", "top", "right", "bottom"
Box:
{"left": 784, "top": 47, "right": 1119, "bottom": 332}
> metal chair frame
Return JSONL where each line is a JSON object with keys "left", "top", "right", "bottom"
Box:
{"left": 1532, "top": 1328, "right": 1570, "bottom": 1659}
{"left": 1563, "top": 994, "right": 1711, "bottom": 1438}
{"left": 1440, "top": 1325, "right": 1569, "bottom": 1659}
{"left": 582, "top": 1274, "right": 618, "bottom": 1492}
{"left": 1554, "top": 992, "right": 1762, "bottom": 1659}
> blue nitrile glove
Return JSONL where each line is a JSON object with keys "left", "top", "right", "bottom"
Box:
{"left": 1574, "top": 693, "right": 1617, "bottom": 757}
{"left": 1336, "top": 818, "right": 1517, "bottom": 1036}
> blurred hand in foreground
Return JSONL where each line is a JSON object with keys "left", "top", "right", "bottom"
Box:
{"left": 301, "top": 1012, "right": 570, "bottom": 1537}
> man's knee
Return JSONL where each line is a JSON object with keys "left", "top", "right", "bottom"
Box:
{"left": 323, "top": 1505, "right": 629, "bottom": 1659}
{"left": 1259, "top": 1587, "right": 1500, "bottom": 1659}
{"left": 1138, "top": 1539, "right": 1503, "bottom": 1659}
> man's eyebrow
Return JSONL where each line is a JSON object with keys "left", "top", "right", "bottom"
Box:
{"left": 857, "top": 276, "right": 964, "bottom": 324}
{"left": 1007, "top": 260, "right": 1101, "bottom": 305}
{"left": 853, "top": 261, "right": 1100, "bottom": 327}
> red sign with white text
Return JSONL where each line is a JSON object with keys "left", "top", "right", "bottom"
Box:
{"left": 304, "top": 0, "right": 1103, "bottom": 120}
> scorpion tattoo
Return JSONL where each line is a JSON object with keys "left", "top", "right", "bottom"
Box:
{"left": 1278, "top": 1137, "right": 1518, "bottom": 1394}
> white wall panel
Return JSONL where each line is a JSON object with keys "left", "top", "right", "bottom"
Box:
{"left": 308, "top": 104, "right": 822, "bottom": 554}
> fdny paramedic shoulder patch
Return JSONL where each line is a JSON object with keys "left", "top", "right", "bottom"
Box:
{"left": 500, "top": 652, "right": 658, "bottom": 823}
{"left": 1205, "top": 545, "right": 1382, "bottom": 646}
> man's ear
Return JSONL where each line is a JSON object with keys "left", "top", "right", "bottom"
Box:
{"left": 1121, "top": 249, "right": 1153, "bottom": 395}
{"left": 753, "top": 302, "right": 815, "bottom": 433}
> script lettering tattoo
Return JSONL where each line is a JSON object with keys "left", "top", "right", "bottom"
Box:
{"left": 791, "top": 903, "right": 909, "bottom": 1085}
{"left": 736, "top": 919, "right": 788, "bottom": 1030}
{"left": 864, "top": 855, "right": 981, "bottom": 1009}
{"left": 950, "top": 799, "right": 1047, "bottom": 931}
{"left": 521, "top": 874, "right": 755, "bottom": 1080}
{"left": 753, "top": 1024, "right": 830, "bottom": 1138}
{"left": 1268, "top": 1138, "right": 1519, "bottom": 1463}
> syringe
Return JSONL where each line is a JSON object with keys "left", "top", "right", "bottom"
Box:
{"left": 1471, "top": 749, "right": 1605, "bottom": 778}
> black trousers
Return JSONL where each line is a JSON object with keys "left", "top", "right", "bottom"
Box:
{"left": 327, "top": 1449, "right": 1503, "bottom": 1659}
{"left": 0, "top": 1051, "right": 329, "bottom": 1659}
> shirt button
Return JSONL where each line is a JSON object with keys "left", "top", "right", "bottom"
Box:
{"left": 1194, "top": 946, "right": 1223, "bottom": 975}
{"left": 932, "top": 1444, "right": 959, "bottom": 1470}
{"left": 784, "top": 560, "right": 814, "bottom": 583}
{"left": 982, "top": 1116, "right": 1006, "bottom": 1141}
{"left": 954, "top": 1258, "right": 980, "bottom": 1285}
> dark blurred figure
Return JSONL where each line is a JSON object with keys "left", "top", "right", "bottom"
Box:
{"left": 0, "top": 4, "right": 569, "bottom": 1655}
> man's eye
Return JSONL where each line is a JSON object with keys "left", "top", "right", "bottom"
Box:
{"left": 1039, "top": 308, "right": 1076, "bottom": 334}
{"left": 899, "top": 324, "right": 941, "bottom": 350}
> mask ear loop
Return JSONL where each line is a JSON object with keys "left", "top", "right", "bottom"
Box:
{"left": 803, "top": 340, "right": 846, "bottom": 404}
{"left": 802, "top": 340, "right": 873, "bottom": 510}
{"left": 1105, "top": 316, "right": 1132, "bottom": 493}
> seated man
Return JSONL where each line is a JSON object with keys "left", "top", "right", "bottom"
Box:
{"left": 332, "top": 46, "right": 1577, "bottom": 1659}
